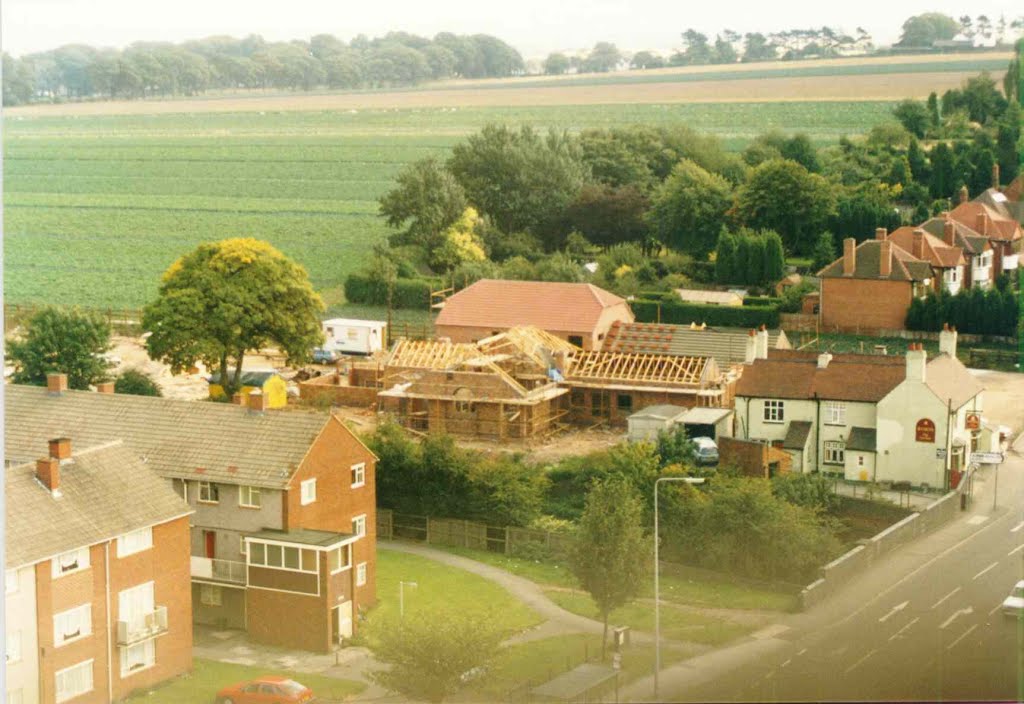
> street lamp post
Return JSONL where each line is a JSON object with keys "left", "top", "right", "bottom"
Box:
{"left": 399, "top": 580, "right": 417, "bottom": 620}
{"left": 654, "top": 476, "right": 706, "bottom": 700}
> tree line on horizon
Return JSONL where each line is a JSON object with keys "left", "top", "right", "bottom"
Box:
{"left": 1, "top": 31, "right": 524, "bottom": 105}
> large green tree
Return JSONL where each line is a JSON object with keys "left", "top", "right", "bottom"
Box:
{"left": 8, "top": 307, "right": 113, "bottom": 390}
{"left": 896, "top": 13, "right": 960, "bottom": 47}
{"left": 569, "top": 476, "right": 650, "bottom": 657}
{"left": 564, "top": 184, "right": 649, "bottom": 248}
{"left": 143, "top": 238, "right": 323, "bottom": 393}
{"left": 379, "top": 158, "right": 468, "bottom": 250}
{"left": 647, "top": 159, "right": 732, "bottom": 257}
{"left": 734, "top": 159, "right": 835, "bottom": 255}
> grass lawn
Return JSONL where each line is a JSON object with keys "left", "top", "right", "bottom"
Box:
{"left": 459, "top": 634, "right": 689, "bottom": 701}
{"left": 544, "top": 590, "right": 754, "bottom": 646}
{"left": 123, "top": 658, "right": 364, "bottom": 703}
{"left": 355, "top": 549, "right": 542, "bottom": 649}
{"left": 432, "top": 545, "right": 797, "bottom": 611}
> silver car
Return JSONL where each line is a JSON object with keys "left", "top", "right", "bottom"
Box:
{"left": 692, "top": 436, "right": 719, "bottom": 466}
{"left": 1003, "top": 580, "right": 1024, "bottom": 617}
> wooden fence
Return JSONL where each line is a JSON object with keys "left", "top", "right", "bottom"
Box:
{"left": 4, "top": 303, "right": 144, "bottom": 335}
{"left": 378, "top": 509, "right": 574, "bottom": 558}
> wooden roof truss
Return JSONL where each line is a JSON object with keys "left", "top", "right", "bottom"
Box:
{"left": 566, "top": 350, "right": 714, "bottom": 387}
{"left": 386, "top": 339, "right": 478, "bottom": 370}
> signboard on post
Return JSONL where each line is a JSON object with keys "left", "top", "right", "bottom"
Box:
{"left": 915, "top": 419, "right": 936, "bottom": 443}
{"left": 971, "top": 451, "right": 1005, "bottom": 464}
{"left": 965, "top": 413, "right": 981, "bottom": 430}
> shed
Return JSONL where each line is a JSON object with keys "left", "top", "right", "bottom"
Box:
{"left": 208, "top": 369, "right": 288, "bottom": 408}
{"left": 322, "top": 318, "right": 387, "bottom": 355}
{"left": 627, "top": 404, "right": 688, "bottom": 442}
{"left": 679, "top": 406, "right": 733, "bottom": 441}
{"left": 674, "top": 289, "right": 743, "bottom": 306}
{"left": 530, "top": 663, "right": 618, "bottom": 703}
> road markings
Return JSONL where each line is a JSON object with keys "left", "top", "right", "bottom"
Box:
{"left": 797, "top": 648, "right": 808, "bottom": 656}
{"left": 1011, "top": 521, "right": 1024, "bottom": 533}
{"left": 988, "top": 603, "right": 1003, "bottom": 616}
{"left": 879, "top": 600, "right": 909, "bottom": 622}
{"left": 946, "top": 624, "right": 978, "bottom": 650}
{"left": 751, "top": 624, "right": 790, "bottom": 640}
{"left": 967, "top": 515, "right": 989, "bottom": 525}
{"left": 888, "top": 616, "right": 920, "bottom": 641}
{"left": 780, "top": 659, "right": 791, "bottom": 668}
{"left": 940, "top": 607, "right": 973, "bottom": 629}
{"left": 843, "top": 649, "right": 877, "bottom": 675}
{"left": 972, "top": 561, "right": 999, "bottom": 580}
{"left": 1010, "top": 544, "right": 1024, "bottom": 556}
{"left": 932, "top": 587, "right": 960, "bottom": 609}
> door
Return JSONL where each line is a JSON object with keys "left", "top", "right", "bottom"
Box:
{"left": 332, "top": 601, "right": 353, "bottom": 646}
{"left": 204, "top": 530, "right": 216, "bottom": 559}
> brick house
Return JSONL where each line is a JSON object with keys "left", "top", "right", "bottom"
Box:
{"left": 949, "top": 184, "right": 1023, "bottom": 276}
{"left": 886, "top": 226, "right": 966, "bottom": 294}
{"left": 817, "top": 230, "right": 933, "bottom": 333}
{"left": 5, "top": 438, "right": 193, "bottom": 704}
{"left": 6, "top": 376, "right": 377, "bottom": 653}
{"left": 435, "top": 279, "right": 635, "bottom": 349}
{"left": 919, "top": 215, "right": 995, "bottom": 290}
{"left": 734, "top": 327, "right": 983, "bottom": 488}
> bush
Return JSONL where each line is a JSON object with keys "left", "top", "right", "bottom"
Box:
{"left": 906, "top": 287, "right": 1017, "bottom": 336}
{"left": 114, "top": 368, "right": 163, "bottom": 397}
{"left": 343, "top": 273, "right": 439, "bottom": 309}
{"left": 632, "top": 299, "right": 780, "bottom": 328}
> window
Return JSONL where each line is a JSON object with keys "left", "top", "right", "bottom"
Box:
{"left": 238, "top": 485, "right": 261, "bottom": 509}
{"left": 6, "top": 630, "right": 21, "bottom": 663}
{"left": 329, "top": 545, "right": 351, "bottom": 574}
{"left": 199, "top": 584, "right": 222, "bottom": 607}
{"left": 117, "top": 528, "right": 153, "bottom": 558}
{"left": 248, "top": 542, "right": 318, "bottom": 573}
{"left": 55, "top": 660, "right": 93, "bottom": 703}
{"left": 351, "top": 463, "right": 366, "bottom": 488}
{"left": 356, "top": 562, "right": 367, "bottom": 586}
{"left": 54, "top": 604, "right": 92, "bottom": 646}
{"left": 824, "top": 401, "right": 846, "bottom": 426}
{"left": 118, "top": 582, "right": 154, "bottom": 633}
{"left": 352, "top": 515, "right": 366, "bottom": 538}
{"left": 5, "top": 569, "right": 17, "bottom": 595}
{"left": 616, "top": 394, "right": 633, "bottom": 411}
{"left": 198, "top": 481, "right": 219, "bottom": 504}
{"left": 120, "top": 640, "right": 155, "bottom": 677}
{"left": 52, "top": 547, "right": 89, "bottom": 578}
{"left": 857, "top": 455, "right": 865, "bottom": 467}
{"left": 300, "top": 479, "right": 317, "bottom": 505}
{"left": 763, "top": 400, "right": 785, "bottom": 423}
{"left": 568, "top": 335, "right": 584, "bottom": 348}
{"left": 824, "top": 441, "right": 845, "bottom": 465}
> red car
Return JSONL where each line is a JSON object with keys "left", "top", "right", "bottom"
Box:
{"left": 214, "top": 676, "right": 315, "bottom": 704}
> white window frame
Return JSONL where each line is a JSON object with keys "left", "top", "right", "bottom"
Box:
{"left": 247, "top": 542, "right": 319, "bottom": 574}
{"left": 350, "top": 463, "right": 366, "bottom": 489}
{"left": 6, "top": 629, "right": 21, "bottom": 664}
{"left": 300, "top": 478, "right": 317, "bottom": 505}
{"left": 356, "top": 562, "right": 367, "bottom": 586}
{"left": 120, "top": 639, "right": 155, "bottom": 678}
{"left": 198, "top": 481, "right": 219, "bottom": 504}
{"left": 238, "top": 485, "right": 262, "bottom": 509}
{"left": 53, "top": 604, "right": 92, "bottom": 647}
{"left": 823, "top": 441, "right": 845, "bottom": 465}
{"left": 5, "top": 569, "right": 18, "bottom": 595}
{"left": 763, "top": 400, "right": 785, "bottom": 423}
{"left": 240, "top": 536, "right": 248, "bottom": 557}
{"left": 52, "top": 547, "right": 89, "bottom": 578}
{"left": 55, "top": 660, "right": 94, "bottom": 704}
{"left": 824, "top": 401, "right": 846, "bottom": 426}
{"left": 118, "top": 582, "right": 155, "bottom": 634}
{"left": 352, "top": 514, "right": 366, "bottom": 539}
{"left": 199, "top": 584, "right": 222, "bottom": 607}
{"left": 329, "top": 545, "right": 351, "bottom": 574}
{"left": 117, "top": 527, "right": 153, "bottom": 558}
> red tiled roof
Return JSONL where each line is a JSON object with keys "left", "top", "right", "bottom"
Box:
{"left": 887, "top": 227, "right": 965, "bottom": 268}
{"left": 736, "top": 351, "right": 907, "bottom": 402}
{"left": 435, "top": 279, "right": 632, "bottom": 333}
{"left": 949, "top": 202, "right": 1023, "bottom": 242}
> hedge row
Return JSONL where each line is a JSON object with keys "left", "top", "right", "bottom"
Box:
{"left": 343, "top": 273, "right": 440, "bottom": 309}
{"left": 632, "top": 299, "right": 781, "bottom": 328}
{"left": 743, "top": 296, "right": 783, "bottom": 308}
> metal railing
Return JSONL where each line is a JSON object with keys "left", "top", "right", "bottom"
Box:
{"left": 190, "top": 556, "right": 246, "bottom": 584}
{"left": 116, "top": 605, "right": 168, "bottom": 646}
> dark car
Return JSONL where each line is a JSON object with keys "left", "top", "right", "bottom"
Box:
{"left": 215, "top": 676, "right": 315, "bottom": 704}
{"left": 311, "top": 348, "right": 339, "bottom": 364}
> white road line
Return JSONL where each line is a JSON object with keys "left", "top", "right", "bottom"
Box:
{"left": 946, "top": 624, "right": 978, "bottom": 650}
{"left": 780, "top": 659, "right": 791, "bottom": 668}
{"left": 989, "top": 603, "right": 1003, "bottom": 616}
{"left": 797, "top": 648, "right": 807, "bottom": 656}
{"left": 878, "top": 600, "right": 909, "bottom": 622}
{"left": 888, "top": 616, "right": 920, "bottom": 641}
{"left": 843, "top": 649, "right": 877, "bottom": 676}
{"left": 967, "top": 515, "right": 989, "bottom": 525}
{"left": 940, "top": 607, "right": 973, "bottom": 630}
{"left": 1010, "top": 544, "right": 1024, "bottom": 556}
{"left": 932, "top": 587, "right": 960, "bottom": 609}
{"left": 972, "top": 561, "right": 999, "bottom": 580}
{"left": 1011, "top": 521, "right": 1024, "bottom": 533}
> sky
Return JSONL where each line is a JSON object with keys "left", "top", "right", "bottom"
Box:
{"left": 2, "top": 0, "right": 1022, "bottom": 59}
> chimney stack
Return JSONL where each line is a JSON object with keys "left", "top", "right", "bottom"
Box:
{"left": 939, "top": 323, "right": 958, "bottom": 358}
{"left": 248, "top": 389, "right": 269, "bottom": 413}
{"left": 756, "top": 325, "right": 769, "bottom": 360}
{"left": 912, "top": 229, "right": 925, "bottom": 259}
{"left": 879, "top": 240, "right": 892, "bottom": 277}
{"left": 959, "top": 185, "right": 969, "bottom": 204}
{"left": 975, "top": 212, "right": 988, "bottom": 236}
{"left": 232, "top": 392, "right": 245, "bottom": 406}
{"left": 842, "top": 238, "right": 857, "bottom": 276}
{"left": 905, "top": 343, "right": 927, "bottom": 383}
{"left": 875, "top": 227, "right": 888, "bottom": 241}
{"left": 48, "top": 437, "right": 72, "bottom": 462}
{"left": 47, "top": 373, "right": 68, "bottom": 394}
{"left": 992, "top": 163, "right": 1000, "bottom": 190}
{"left": 36, "top": 457, "right": 60, "bottom": 494}
{"left": 744, "top": 329, "right": 757, "bottom": 364}
{"left": 817, "top": 352, "right": 833, "bottom": 369}
{"left": 95, "top": 381, "right": 115, "bottom": 394}
{"left": 943, "top": 216, "right": 955, "bottom": 247}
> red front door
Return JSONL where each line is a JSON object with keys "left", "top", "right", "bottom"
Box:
{"left": 204, "top": 530, "right": 216, "bottom": 558}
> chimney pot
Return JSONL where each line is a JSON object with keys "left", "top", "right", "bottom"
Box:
{"left": 36, "top": 457, "right": 60, "bottom": 493}
{"left": 843, "top": 238, "right": 857, "bottom": 276}
{"left": 95, "top": 381, "right": 115, "bottom": 394}
{"left": 875, "top": 227, "right": 888, "bottom": 241}
{"left": 248, "top": 389, "right": 269, "bottom": 413}
{"left": 46, "top": 373, "right": 68, "bottom": 394}
{"left": 48, "top": 437, "right": 72, "bottom": 461}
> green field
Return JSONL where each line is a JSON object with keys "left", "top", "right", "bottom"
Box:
{"left": 4, "top": 102, "right": 900, "bottom": 310}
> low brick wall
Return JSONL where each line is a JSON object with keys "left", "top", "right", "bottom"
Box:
{"left": 299, "top": 374, "right": 378, "bottom": 407}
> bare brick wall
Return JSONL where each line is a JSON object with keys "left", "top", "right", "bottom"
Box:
{"left": 247, "top": 587, "right": 330, "bottom": 653}
{"left": 820, "top": 278, "right": 913, "bottom": 333}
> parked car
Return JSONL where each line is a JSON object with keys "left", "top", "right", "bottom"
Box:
{"left": 215, "top": 676, "right": 315, "bottom": 704}
{"left": 1003, "top": 580, "right": 1024, "bottom": 617}
{"left": 311, "top": 348, "right": 340, "bottom": 364}
{"left": 692, "top": 436, "right": 719, "bottom": 466}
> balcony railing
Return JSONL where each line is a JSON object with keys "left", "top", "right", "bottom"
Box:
{"left": 117, "top": 605, "right": 168, "bottom": 646}
{"left": 191, "top": 556, "right": 246, "bottom": 584}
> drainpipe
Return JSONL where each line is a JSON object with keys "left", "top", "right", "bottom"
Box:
{"left": 814, "top": 392, "right": 821, "bottom": 474}
{"left": 744, "top": 397, "right": 750, "bottom": 440}
{"left": 945, "top": 397, "right": 953, "bottom": 492}
{"left": 105, "top": 542, "right": 114, "bottom": 703}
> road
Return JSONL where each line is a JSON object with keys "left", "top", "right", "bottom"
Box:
{"left": 632, "top": 454, "right": 1024, "bottom": 703}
